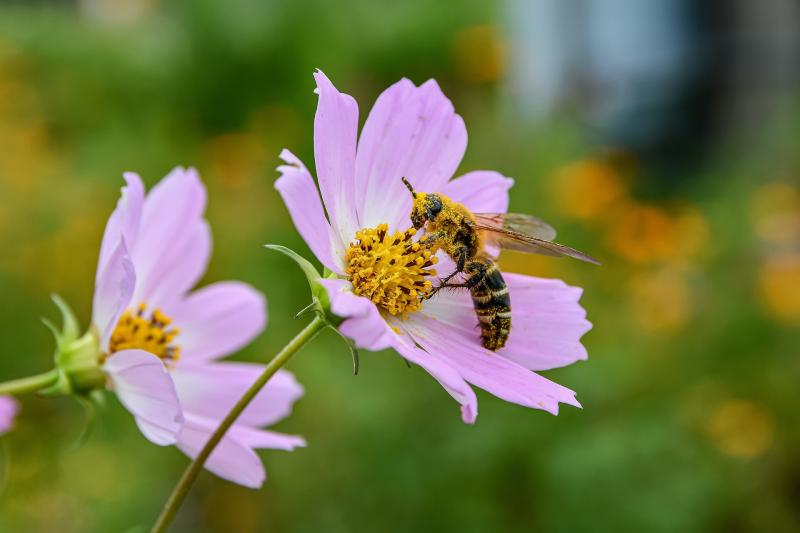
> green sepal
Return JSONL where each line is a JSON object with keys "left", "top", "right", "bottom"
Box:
{"left": 51, "top": 294, "right": 79, "bottom": 345}
{"left": 41, "top": 296, "right": 105, "bottom": 396}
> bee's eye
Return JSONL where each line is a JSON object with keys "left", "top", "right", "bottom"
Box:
{"left": 426, "top": 196, "right": 443, "bottom": 219}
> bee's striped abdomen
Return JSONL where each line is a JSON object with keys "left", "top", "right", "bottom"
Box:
{"left": 469, "top": 259, "right": 511, "bottom": 351}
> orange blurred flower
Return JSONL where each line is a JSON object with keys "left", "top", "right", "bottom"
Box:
{"left": 606, "top": 203, "right": 678, "bottom": 264}
{"left": 552, "top": 160, "right": 627, "bottom": 222}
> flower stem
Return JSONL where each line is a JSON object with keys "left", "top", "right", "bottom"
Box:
{"left": 0, "top": 369, "right": 60, "bottom": 396}
{"left": 151, "top": 316, "right": 326, "bottom": 533}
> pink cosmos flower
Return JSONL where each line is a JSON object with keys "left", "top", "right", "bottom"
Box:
{"left": 276, "top": 71, "right": 591, "bottom": 423}
{"left": 0, "top": 396, "right": 18, "bottom": 435}
{"left": 94, "top": 168, "right": 304, "bottom": 487}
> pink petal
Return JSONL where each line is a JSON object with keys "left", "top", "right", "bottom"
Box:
{"left": 103, "top": 349, "right": 184, "bottom": 445}
{"left": 171, "top": 363, "right": 303, "bottom": 427}
{"left": 390, "top": 331, "right": 479, "bottom": 423}
{"left": 318, "top": 279, "right": 479, "bottom": 423}
{"left": 275, "top": 149, "right": 345, "bottom": 273}
{"left": 177, "top": 414, "right": 306, "bottom": 488}
{"left": 355, "top": 78, "right": 467, "bottom": 232}
{"left": 0, "top": 396, "right": 18, "bottom": 435}
{"left": 228, "top": 424, "right": 306, "bottom": 451}
{"left": 417, "top": 273, "right": 591, "bottom": 371}
{"left": 177, "top": 415, "right": 266, "bottom": 488}
{"left": 442, "top": 170, "right": 514, "bottom": 213}
{"left": 130, "top": 167, "right": 208, "bottom": 309}
{"left": 171, "top": 281, "right": 266, "bottom": 361}
{"left": 403, "top": 291, "right": 582, "bottom": 415}
{"left": 313, "top": 70, "right": 360, "bottom": 244}
{"left": 500, "top": 274, "right": 592, "bottom": 371}
{"left": 317, "top": 278, "right": 397, "bottom": 351}
{"left": 96, "top": 172, "right": 144, "bottom": 284}
{"left": 92, "top": 240, "right": 136, "bottom": 350}
{"left": 143, "top": 220, "right": 211, "bottom": 313}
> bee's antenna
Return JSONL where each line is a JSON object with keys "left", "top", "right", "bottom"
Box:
{"left": 401, "top": 177, "right": 417, "bottom": 198}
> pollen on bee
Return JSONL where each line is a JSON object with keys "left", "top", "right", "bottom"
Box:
{"left": 345, "top": 223, "right": 438, "bottom": 318}
{"left": 107, "top": 303, "right": 181, "bottom": 364}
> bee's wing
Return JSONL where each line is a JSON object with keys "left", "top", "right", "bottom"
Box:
{"left": 475, "top": 223, "right": 601, "bottom": 265}
{"left": 474, "top": 212, "right": 558, "bottom": 241}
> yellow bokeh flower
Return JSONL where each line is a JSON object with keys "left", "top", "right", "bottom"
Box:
{"left": 757, "top": 253, "right": 800, "bottom": 325}
{"left": 452, "top": 25, "right": 507, "bottom": 83}
{"left": 706, "top": 400, "right": 775, "bottom": 459}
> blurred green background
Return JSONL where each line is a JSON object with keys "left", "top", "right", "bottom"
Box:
{"left": 1, "top": 1, "right": 799, "bottom": 531}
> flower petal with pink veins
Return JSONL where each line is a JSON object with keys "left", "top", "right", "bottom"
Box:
{"left": 171, "top": 364, "right": 303, "bottom": 427}
{"left": 420, "top": 273, "right": 591, "bottom": 371}
{"left": 177, "top": 415, "right": 266, "bottom": 488}
{"left": 130, "top": 167, "right": 207, "bottom": 308}
{"left": 177, "top": 414, "right": 306, "bottom": 488}
{"left": 443, "top": 170, "right": 514, "bottom": 213}
{"left": 499, "top": 274, "right": 591, "bottom": 371}
{"left": 96, "top": 172, "right": 144, "bottom": 283}
{"left": 93, "top": 240, "right": 136, "bottom": 349}
{"left": 355, "top": 78, "right": 467, "bottom": 232}
{"left": 403, "top": 291, "right": 583, "bottom": 415}
{"left": 103, "top": 349, "right": 184, "bottom": 445}
{"left": 171, "top": 282, "right": 266, "bottom": 362}
{"left": 313, "top": 70, "right": 360, "bottom": 244}
{"left": 319, "top": 278, "right": 479, "bottom": 422}
{"left": 228, "top": 424, "right": 306, "bottom": 451}
{"left": 144, "top": 220, "right": 211, "bottom": 313}
{"left": 275, "top": 149, "right": 344, "bottom": 273}
{"left": 0, "top": 396, "right": 18, "bottom": 435}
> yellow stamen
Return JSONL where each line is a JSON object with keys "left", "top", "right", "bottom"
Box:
{"left": 345, "top": 223, "right": 437, "bottom": 318}
{"left": 107, "top": 302, "right": 181, "bottom": 364}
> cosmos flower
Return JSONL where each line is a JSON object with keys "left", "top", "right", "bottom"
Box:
{"left": 92, "top": 168, "right": 304, "bottom": 487}
{"left": 276, "top": 71, "right": 591, "bottom": 423}
{"left": 0, "top": 396, "right": 18, "bottom": 435}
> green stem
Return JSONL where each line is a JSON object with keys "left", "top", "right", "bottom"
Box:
{"left": 0, "top": 369, "right": 60, "bottom": 396}
{"left": 151, "top": 316, "right": 326, "bottom": 533}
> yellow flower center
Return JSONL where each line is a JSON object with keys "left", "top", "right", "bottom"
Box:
{"left": 345, "top": 223, "right": 438, "bottom": 317}
{"left": 108, "top": 303, "right": 181, "bottom": 363}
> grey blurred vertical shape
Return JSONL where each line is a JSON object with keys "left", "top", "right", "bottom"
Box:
{"left": 505, "top": 0, "right": 800, "bottom": 166}
{"left": 506, "top": 0, "right": 586, "bottom": 120}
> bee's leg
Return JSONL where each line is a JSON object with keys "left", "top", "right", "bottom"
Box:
{"left": 418, "top": 230, "right": 446, "bottom": 249}
{"left": 423, "top": 270, "right": 459, "bottom": 300}
{"left": 454, "top": 246, "right": 470, "bottom": 272}
{"left": 421, "top": 243, "right": 466, "bottom": 299}
{"left": 430, "top": 262, "right": 487, "bottom": 294}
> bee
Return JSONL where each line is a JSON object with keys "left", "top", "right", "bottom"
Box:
{"left": 402, "top": 177, "right": 598, "bottom": 351}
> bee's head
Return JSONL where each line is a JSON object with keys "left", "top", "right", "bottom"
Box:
{"left": 403, "top": 178, "right": 443, "bottom": 228}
